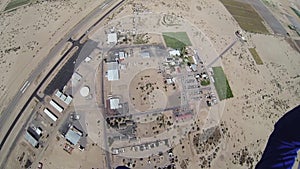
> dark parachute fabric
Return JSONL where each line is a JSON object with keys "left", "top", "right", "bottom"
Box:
{"left": 116, "top": 166, "right": 130, "bottom": 169}
{"left": 256, "top": 105, "right": 300, "bottom": 169}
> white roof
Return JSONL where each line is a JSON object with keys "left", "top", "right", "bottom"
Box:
{"left": 190, "top": 64, "right": 197, "bottom": 71}
{"left": 166, "top": 78, "right": 174, "bottom": 84}
{"left": 49, "top": 100, "right": 63, "bottom": 113}
{"left": 108, "top": 70, "right": 119, "bottom": 81}
{"left": 141, "top": 52, "right": 150, "bottom": 58}
{"left": 107, "top": 33, "right": 118, "bottom": 44}
{"left": 55, "top": 90, "right": 62, "bottom": 98}
{"left": 169, "top": 50, "right": 180, "bottom": 56}
{"left": 64, "top": 96, "right": 73, "bottom": 105}
{"left": 65, "top": 128, "right": 81, "bottom": 145}
{"left": 107, "top": 62, "right": 119, "bottom": 70}
{"left": 43, "top": 108, "right": 58, "bottom": 122}
{"left": 61, "top": 94, "right": 67, "bottom": 101}
{"left": 35, "top": 127, "right": 42, "bottom": 135}
{"left": 110, "top": 98, "right": 120, "bottom": 109}
{"left": 80, "top": 86, "right": 90, "bottom": 97}
{"left": 72, "top": 72, "right": 82, "bottom": 85}
{"left": 84, "top": 57, "right": 91, "bottom": 62}
{"left": 119, "top": 52, "right": 125, "bottom": 59}
{"left": 107, "top": 62, "right": 119, "bottom": 81}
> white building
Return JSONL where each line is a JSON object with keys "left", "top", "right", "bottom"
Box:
{"left": 169, "top": 50, "right": 181, "bottom": 57}
{"left": 109, "top": 98, "right": 121, "bottom": 110}
{"left": 50, "top": 100, "right": 63, "bottom": 113}
{"left": 107, "top": 33, "right": 118, "bottom": 44}
{"left": 55, "top": 90, "right": 73, "bottom": 105}
{"left": 140, "top": 52, "right": 150, "bottom": 58}
{"left": 43, "top": 108, "right": 58, "bottom": 122}
{"left": 107, "top": 62, "right": 119, "bottom": 81}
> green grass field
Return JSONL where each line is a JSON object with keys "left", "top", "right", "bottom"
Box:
{"left": 291, "top": 7, "right": 300, "bottom": 18}
{"left": 212, "top": 66, "right": 233, "bottom": 100}
{"left": 219, "top": 0, "right": 269, "bottom": 34}
{"left": 249, "top": 48, "right": 263, "bottom": 65}
{"left": 162, "top": 32, "right": 192, "bottom": 50}
{"left": 4, "top": 0, "right": 31, "bottom": 11}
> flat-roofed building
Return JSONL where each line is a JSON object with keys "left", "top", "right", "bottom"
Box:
{"left": 109, "top": 98, "right": 121, "bottom": 110}
{"left": 169, "top": 50, "right": 180, "bottom": 57}
{"left": 43, "top": 108, "right": 58, "bottom": 122}
{"left": 107, "top": 33, "right": 118, "bottom": 44}
{"left": 71, "top": 72, "right": 82, "bottom": 85}
{"left": 24, "top": 131, "right": 39, "bottom": 148}
{"left": 54, "top": 90, "right": 73, "bottom": 105}
{"left": 65, "top": 126, "right": 82, "bottom": 145}
{"left": 107, "top": 62, "right": 119, "bottom": 81}
{"left": 49, "top": 100, "right": 63, "bottom": 113}
{"left": 140, "top": 52, "right": 150, "bottom": 58}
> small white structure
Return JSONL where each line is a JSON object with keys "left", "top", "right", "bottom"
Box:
{"left": 80, "top": 86, "right": 90, "bottom": 97}
{"left": 210, "top": 76, "right": 215, "bottom": 83}
{"left": 107, "top": 62, "right": 119, "bottom": 81}
{"left": 55, "top": 90, "right": 73, "bottom": 105}
{"left": 119, "top": 51, "right": 126, "bottom": 60}
{"left": 72, "top": 72, "right": 82, "bottom": 85}
{"left": 84, "top": 57, "right": 91, "bottom": 62}
{"left": 107, "top": 33, "right": 118, "bottom": 44}
{"left": 65, "top": 96, "right": 73, "bottom": 105}
{"left": 43, "top": 108, "right": 58, "bottom": 122}
{"left": 50, "top": 100, "right": 63, "bottom": 113}
{"left": 192, "top": 55, "right": 198, "bottom": 65}
{"left": 109, "top": 98, "right": 121, "bottom": 110}
{"left": 169, "top": 50, "right": 180, "bottom": 57}
{"left": 190, "top": 64, "right": 197, "bottom": 72}
{"left": 140, "top": 52, "right": 150, "bottom": 58}
{"left": 166, "top": 78, "right": 175, "bottom": 85}
{"left": 34, "top": 127, "right": 43, "bottom": 136}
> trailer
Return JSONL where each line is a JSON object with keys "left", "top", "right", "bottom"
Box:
{"left": 49, "top": 100, "right": 63, "bottom": 113}
{"left": 43, "top": 108, "right": 58, "bottom": 122}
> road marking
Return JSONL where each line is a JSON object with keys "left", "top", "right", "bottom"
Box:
{"left": 20, "top": 81, "right": 29, "bottom": 92}
{"left": 20, "top": 81, "right": 30, "bottom": 93}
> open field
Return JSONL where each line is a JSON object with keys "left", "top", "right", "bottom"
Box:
{"left": 249, "top": 48, "right": 263, "bottom": 65}
{"left": 212, "top": 66, "right": 233, "bottom": 100}
{"left": 4, "top": 0, "right": 31, "bottom": 11}
{"left": 219, "top": 0, "right": 269, "bottom": 34}
{"left": 162, "top": 32, "right": 192, "bottom": 50}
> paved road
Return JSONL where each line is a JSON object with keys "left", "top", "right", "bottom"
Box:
{"left": 208, "top": 38, "right": 238, "bottom": 67}
{"left": 285, "top": 14, "right": 300, "bottom": 30}
{"left": 246, "top": 0, "right": 288, "bottom": 36}
{"left": 0, "top": 0, "right": 125, "bottom": 168}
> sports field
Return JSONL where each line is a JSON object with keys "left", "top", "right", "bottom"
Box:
{"left": 249, "top": 48, "right": 263, "bottom": 65}
{"left": 4, "top": 0, "right": 31, "bottom": 11}
{"left": 162, "top": 32, "right": 192, "bottom": 50}
{"left": 219, "top": 0, "right": 269, "bottom": 34}
{"left": 212, "top": 66, "right": 233, "bottom": 100}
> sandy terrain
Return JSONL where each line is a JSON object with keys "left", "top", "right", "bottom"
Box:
{"left": 104, "top": 0, "right": 300, "bottom": 168}
{"left": 129, "top": 68, "right": 178, "bottom": 112}
{"left": 1, "top": 0, "right": 300, "bottom": 168}
{"left": 41, "top": 135, "right": 106, "bottom": 169}
{"left": 0, "top": 0, "right": 106, "bottom": 115}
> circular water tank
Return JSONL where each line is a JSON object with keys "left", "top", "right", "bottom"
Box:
{"left": 80, "top": 86, "right": 90, "bottom": 97}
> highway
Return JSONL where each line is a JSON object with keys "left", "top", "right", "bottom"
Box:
{"left": 0, "top": 0, "right": 125, "bottom": 168}
{"left": 245, "top": 0, "right": 288, "bottom": 36}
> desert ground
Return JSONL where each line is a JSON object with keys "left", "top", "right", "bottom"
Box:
{"left": 104, "top": 0, "right": 300, "bottom": 168}
{"left": 0, "top": 0, "right": 106, "bottom": 115}
{"left": 1, "top": 0, "right": 300, "bottom": 168}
